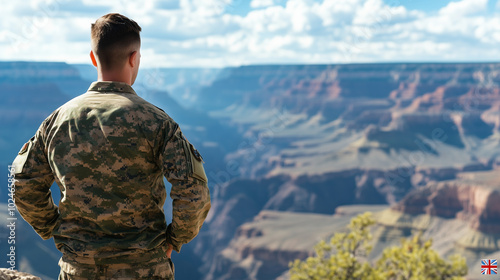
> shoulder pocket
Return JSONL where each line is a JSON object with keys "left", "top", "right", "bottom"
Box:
{"left": 12, "top": 139, "right": 33, "bottom": 174}
{"left": 185, "top": 142, "right": 207, "bottom": 182}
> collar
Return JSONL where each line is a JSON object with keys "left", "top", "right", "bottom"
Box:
{"left": 87, "top": 81, "right": 137, "bottom": 95}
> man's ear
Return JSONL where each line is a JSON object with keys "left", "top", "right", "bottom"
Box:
{"left": 90, "top": 51, "right": 98, "bottom": 67}
{"left": 129, "top": 51, "right": 138, "bottom": 68}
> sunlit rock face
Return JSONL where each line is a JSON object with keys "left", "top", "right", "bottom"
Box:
{"left": 394, "top": 169, "right": 500, "bottom": 234}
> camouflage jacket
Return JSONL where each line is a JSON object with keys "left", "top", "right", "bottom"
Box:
{"left": 12, "top": 81, "right": 211, "bottom": 263}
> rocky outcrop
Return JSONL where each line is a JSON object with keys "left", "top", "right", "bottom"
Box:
{"left": 206, "top": 206, "right": 386, "bottom": 280}
{"left": 394, "top": 169, "right": 500, "bottom": 234}
{"left": 198, "top": 165, "right": 497, "bottom": 279}
{"left": 209, "top": 195, "right": 500, "bottom": 280}
{"left": 0, "top": 269, "right": 41, "bottom": 280}
{"left": 198, "top": 169, "right": 394, "bottom": 271}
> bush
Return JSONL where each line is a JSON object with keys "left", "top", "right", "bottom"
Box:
{"left": 289, "top": 212, "right": 467, "bottom": 280}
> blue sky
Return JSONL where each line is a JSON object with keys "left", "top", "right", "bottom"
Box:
{"left": 0, "top": 0, "right": 499, "bottom": 67}
{"left": 397, "top": 0, "right": 497, "bottom": 13}
{"left": 390, "top": 0, "right": 454, "bottom": 12}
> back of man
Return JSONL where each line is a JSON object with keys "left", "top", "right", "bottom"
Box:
{"left": 11, "top": 14, "right": 211, "bottom": 280}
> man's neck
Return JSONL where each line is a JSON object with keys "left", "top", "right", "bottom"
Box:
{"left": 97, "top": 70, "right": 132, "bottom": 86}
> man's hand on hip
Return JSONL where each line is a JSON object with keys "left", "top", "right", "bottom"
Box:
{"left": 166, "top": 244, "right": 173, "bottom": 258}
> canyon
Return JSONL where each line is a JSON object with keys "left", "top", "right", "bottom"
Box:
{"left": 1, "top": 62, "right": 500, "bottom": 279}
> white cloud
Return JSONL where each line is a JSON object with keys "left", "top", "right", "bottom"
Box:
{"left": 353, "top": 0, "right": 418, "bottom": 25}
{"left": 250, "top": 0, "right": 276, "bottom": 8}
{"left": 0, "top": 0, "right": 498, "bottom": 67}
{"left": 244, "top": 6, "right": 290, "bottom": 33}
{"left": 439, "top": 0, "right": 488, "bottom": 17}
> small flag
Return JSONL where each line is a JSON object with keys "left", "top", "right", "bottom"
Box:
{"left": 481, "top": 259, "right": 497, "bottom": 275}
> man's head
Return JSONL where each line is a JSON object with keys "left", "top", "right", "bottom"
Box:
{"left": 90, "top": 13, "right": 142, "bottom": 84}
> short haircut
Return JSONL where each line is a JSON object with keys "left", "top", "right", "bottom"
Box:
{"left": 91, "top": 13, "right": 142, "bottom": 71}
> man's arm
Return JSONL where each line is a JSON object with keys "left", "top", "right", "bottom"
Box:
{"left": 163, "top": 126, "right": 211, "bottom": 253}
{"left": 12, "top": 126, "right": 59, "bottom": 240}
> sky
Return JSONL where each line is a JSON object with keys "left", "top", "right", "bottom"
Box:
{"left": 0, "top": 0, "right": 499, "bottom": 67}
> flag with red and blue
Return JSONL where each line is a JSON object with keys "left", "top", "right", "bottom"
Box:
{"left": 481, "top": 259, "right": 497, "bottom": 275}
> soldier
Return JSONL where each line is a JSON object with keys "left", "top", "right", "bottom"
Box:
{"left": 11, "top": 13, "right": 211, "bottom": 280}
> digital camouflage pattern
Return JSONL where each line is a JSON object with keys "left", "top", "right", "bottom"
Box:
{"left": 57, "top": 256, "right": 174, "bottom": 279}
{"left": 12, "top": 81, "right": 211, "bottom": 266}
{"left": 0, "top": 268, "right": 42, "bottom": 280}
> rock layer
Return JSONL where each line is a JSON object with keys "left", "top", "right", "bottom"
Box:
{"left": 394, "top": 169, "right": 500, "bottom": 234}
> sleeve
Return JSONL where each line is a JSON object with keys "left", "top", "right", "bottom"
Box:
{"left": 163, "top": 126, "right": 211, "bottom": 253}
{"left": 11, "top": 125, "right": 59, "bottom": 240}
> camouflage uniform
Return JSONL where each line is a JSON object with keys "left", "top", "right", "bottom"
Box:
{"left": 11, "top": 81, "right": 211, "bottom": 279}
